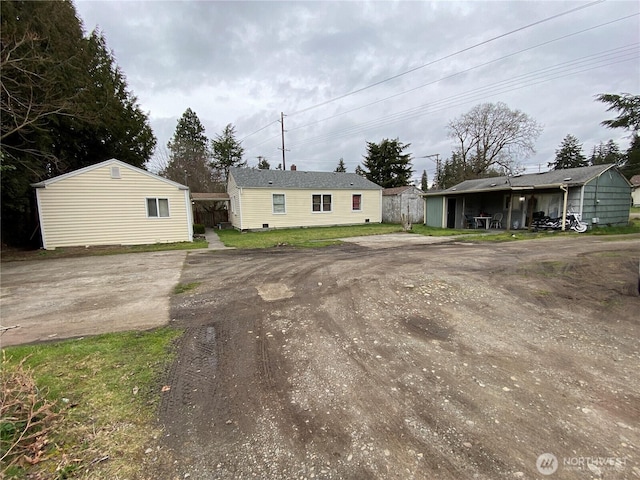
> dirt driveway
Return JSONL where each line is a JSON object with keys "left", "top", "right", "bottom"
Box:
{"left": 151, "top": 235, "right": 639, "bottom": 480}
{"left": 0, "top": 251, "right": 186, "bottom": 346}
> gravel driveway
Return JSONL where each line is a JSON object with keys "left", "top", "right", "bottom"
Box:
{"left": 153, "top": 235, "right": 639, "bottom": 480}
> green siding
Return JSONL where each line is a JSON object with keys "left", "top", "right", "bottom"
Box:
{"left": 581, "top": 169, "right": 631, "bottom": 226}
{"left": 425, "top": 196, "right": 444, "bottom": 227}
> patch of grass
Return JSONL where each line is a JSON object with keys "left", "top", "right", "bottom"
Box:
{"left": 588, "top": 218, "right": 640, "bottom": 235}
{"left": 2, "top": 240, "right": 208, "bottom": 262}
{"left": 173, "top": 282, "right": 201, "bottom": 294}
{"left": 630, "top": 206, "right": 640, "bottom": 214}
{"left": 217, "top": 223, "right": 403, "bottom": 249}
{"left": 1, "top": 328, "right": 182, "bottom": 479}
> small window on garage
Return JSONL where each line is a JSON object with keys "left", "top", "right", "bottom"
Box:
{"left": 147, "top": 198, "right": 170, "bottom": 217}
{"left": 272, "top": 194, "right": 286, "bottom": 214}
{"left": 111, "top": 166, "right": 121, "bottom": 179}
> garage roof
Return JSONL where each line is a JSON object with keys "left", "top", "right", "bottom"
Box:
{"left": 425, "top": 164, "right": 618, "bottom": 196}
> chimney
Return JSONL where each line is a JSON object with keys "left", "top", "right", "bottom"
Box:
{"left": 290, "top": 164, "right": 297, "bottom": 171}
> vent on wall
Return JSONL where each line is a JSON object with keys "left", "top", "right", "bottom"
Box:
{"left": 111, "top": 166, "right": 121, "bottom": 179}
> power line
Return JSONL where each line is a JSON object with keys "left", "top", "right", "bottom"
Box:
{"left": 283, "top": 47, "right": 638, "bottom": 150}
{"left": 238, "top": 120, "right": 279, "bottom": 142}
{"left": 287, "top": 0, "right": 606, "bottom": 117}
{"left": 286, "top": 13, "right": 639, "bottom": 135}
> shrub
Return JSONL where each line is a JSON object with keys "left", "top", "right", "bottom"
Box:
{"left": 1, "top": 354, "right": 61, "bottom": 475}
{"left": 193, "top": 223, "right": 205, "bottom": 235}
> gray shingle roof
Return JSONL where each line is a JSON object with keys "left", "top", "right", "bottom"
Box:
{"left": 229, "top": 167, "right": 382, "bottom": 190}
{"left": 429, "top": 164, "right": 618, "bottom": 195}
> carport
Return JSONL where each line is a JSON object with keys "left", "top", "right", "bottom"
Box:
{"left": 423, "top": 164, "right": 631, "bottom": 231}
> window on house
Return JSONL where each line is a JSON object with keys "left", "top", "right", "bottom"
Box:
{"left": 110, "top": 166, "right": 121, "bottom": 179}
{"left": 312, "top": 194, "right": 332, "bottom": 212}
{"left": 273, "top": 194, "right": 286, "bottom": 213}
{"left": 147, "top": 198, "right": 170, "bottom": 217}
{"left": 352, "top": 194, "right": 362, "bottom": 211}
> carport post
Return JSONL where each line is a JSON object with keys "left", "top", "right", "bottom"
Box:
{"left": 506, "top": 194, "right": 514, "bottom": 232}
{"left": 560, "top": 184, "right": 568, "bottom": 231}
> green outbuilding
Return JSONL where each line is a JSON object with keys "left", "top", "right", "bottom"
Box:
{"left": 423, "top": 164, "right": 632, "bottom": 230}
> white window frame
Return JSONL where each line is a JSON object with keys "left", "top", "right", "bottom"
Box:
{"left": 146, "top": 197, "right": 170, "bottom": 218}
{"left": 312, "top": 193, "right": 332, "bottom": 213}
{"left": 352, "top": 193, "right": 362, "bottom": 212}
{"left": 272, "top": 193, "right": 286, "bottom": 214}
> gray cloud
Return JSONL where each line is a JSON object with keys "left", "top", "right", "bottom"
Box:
{"left": 75, "top": 0, "right": 640, "bottom": 182}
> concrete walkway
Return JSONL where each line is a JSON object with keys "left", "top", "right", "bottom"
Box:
{"left": 204, "top": 228, "right": 234, "bottom": 250}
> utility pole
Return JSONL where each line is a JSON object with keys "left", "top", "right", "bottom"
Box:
{"left": 279, "top": 112, "right": 289, "bottom": 170}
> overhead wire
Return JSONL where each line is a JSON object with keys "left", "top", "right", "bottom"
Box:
{"left": 243, "top": 0, "right": 607, "bottom": 151}
{"left": 283, "top": 45, "right": 638, "bottom": 150}
{"left": 285, "top": 13, "right": 639, "bottom": 134}
{"left": 286, "top": 0, "right": 606, "bottom": 116}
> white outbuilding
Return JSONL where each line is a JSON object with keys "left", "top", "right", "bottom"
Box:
{"left": 32, "top": 159, "right": 193, "bottom": 249}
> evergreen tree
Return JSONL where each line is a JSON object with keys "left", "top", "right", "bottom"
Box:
{"left": 257, "top": 156, "right": 270, "bottom": 169}
{"left": 549, "top": 134, "right": 587, "bottom": 170}
{"left": 420, "top": 170, "right": 428, "bottom": 191}
{"left": 623, "top": 133, "right": 640, "bottom": 178}
{"left": 590, "top": 139, "right": 624, "bottom": 166}
{"left": 211, "top": 123, "right": 246, "bottom": 182}
{"left": 162, "top": 108, "right": 214, "bottom": 192}
{"left": 335, "top": 158, "right": 347, "bottom": 172}
{"left": 355, "top": 165, "right": 366, "bottom": 177}
{"left": 596, "top": 93, "right": 640, "bottom": 132}
{"left": 1, "top": 1, "right": 155, "bottom": 246}
{"left": 361, "top": 138, "right": 413, "bottom": 188}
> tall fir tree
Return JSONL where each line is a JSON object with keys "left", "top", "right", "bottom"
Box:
{"left": 211, "top": 123, "right": 246, "bottom": 182}
{"left": 335, "top": 158, "right": 347, "bottom": 172}
{"left": 361, "top": 138, "right": 413, "bottom": 188}
{"left": 162, "top": 108, "right": 215, "bottom": 192}
{"left": 420, "top": 170, "right": 428, "bottom": 191}
{"left": 549, "top": 134, "right": 588, "bottom": 170}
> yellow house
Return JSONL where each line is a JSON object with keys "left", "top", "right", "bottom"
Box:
{"left": 32, "top": 159, "right": 193, "bottom": 249}
{"left": 228, "top": 167, "right": 382, "bottom": 230}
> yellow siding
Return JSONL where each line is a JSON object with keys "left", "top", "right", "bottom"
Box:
{"left": 227, "top": 175, "right": 242, "bottom": 229}
{"left": 236, "top": 188, "right": 382, "bottom": 230}
{"left": 37, "top": 163, "right": 191, "bottom": 249}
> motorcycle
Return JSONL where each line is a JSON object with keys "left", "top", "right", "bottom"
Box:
{"left": 531, "top": 210, "right": 588, "bottom": 233}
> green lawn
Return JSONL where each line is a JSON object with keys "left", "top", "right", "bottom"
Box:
{"left": 217, "top": 223, "right": 404, "bottom": 248}
{"left": 1, "top": 328, "right": 182, "bottom": 479}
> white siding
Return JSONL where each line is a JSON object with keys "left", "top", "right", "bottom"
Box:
{"left": 37, "top": 162, "right": 191, "bottom": 249}
{"left": 236, "top": 187, "right": 381, "bottom": 230}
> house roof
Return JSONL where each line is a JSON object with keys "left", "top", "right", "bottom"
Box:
{"left": 191, "top": 192, "right": 229, "bottom": 200}
{"left": 425, "top": 164, "right": 621, "bottom": 196}
{"left": 229, "top": 167, "right": 382, "bottom": 190}
{"left": 382, "top": 185, "right": 423, "bottom": 196}
{"left": 31, "top": 159, "right": 189, "bottom": 190}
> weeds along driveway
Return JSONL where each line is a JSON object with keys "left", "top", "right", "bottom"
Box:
{"left": 0, "top": 250, "right": 187, "bottom": 346}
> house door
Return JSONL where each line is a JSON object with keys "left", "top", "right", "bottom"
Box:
{"left": 446, "top": 198, "right": 457, "bottom": 228}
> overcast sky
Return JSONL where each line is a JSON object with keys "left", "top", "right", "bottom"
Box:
{"left": 75, "top": 0, "right": 639, "bottom": 185}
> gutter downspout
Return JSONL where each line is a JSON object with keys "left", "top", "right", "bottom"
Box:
{"left": 560, "top": 184, "right": 568, "bottom": 231}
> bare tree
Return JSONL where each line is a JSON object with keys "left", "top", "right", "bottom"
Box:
{"left": 447, "top": 102, "right": 542, "bottom": 177}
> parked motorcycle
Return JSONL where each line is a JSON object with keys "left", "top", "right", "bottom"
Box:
{"left": 531, "top": 210, "right": 588, "bottom": 233}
